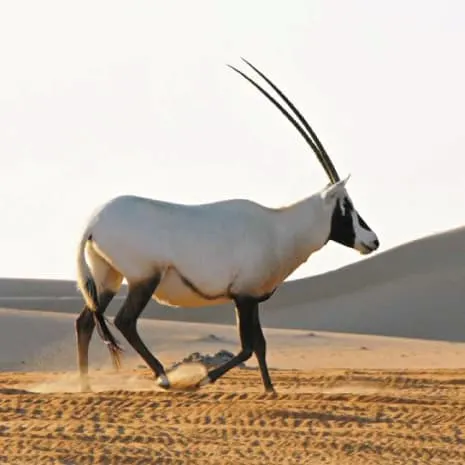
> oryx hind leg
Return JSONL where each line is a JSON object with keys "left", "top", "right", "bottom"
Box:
{"left": 75, "top": 246, "right": 123, "bottom": 391}
{"left": 113, "top": 275, "right": 166, "bottom": 380}
{"left": 76, "top": 293, "right": 115, "bottom": 392}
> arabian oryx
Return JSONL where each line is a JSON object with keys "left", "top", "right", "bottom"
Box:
{"left": 75, "top": 58, "right": 380, "bottom": 393}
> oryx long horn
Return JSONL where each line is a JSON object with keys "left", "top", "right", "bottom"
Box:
{"left": 228, "top": 58, "right": 340, "bottom": 183}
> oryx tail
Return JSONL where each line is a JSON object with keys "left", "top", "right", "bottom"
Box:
{"left": 76, "top": 229, "right": 123, "bottom": 360}
{"left": 76, "top": 231, "right": 99, "bottom": 311}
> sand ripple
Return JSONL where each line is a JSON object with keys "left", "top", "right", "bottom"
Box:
{"left": 1, "top": 368, "right": 465, "bottom": 464}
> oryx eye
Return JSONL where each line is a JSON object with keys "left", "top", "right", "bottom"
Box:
{"left": 343, "top": 199, "right": 353, "bottom": 214}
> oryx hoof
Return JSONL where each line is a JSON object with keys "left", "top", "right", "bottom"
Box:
{"left": 156, "top": 374, "right": 171, "bottom": 390}
{"left": 79, "top": 376, "right": 93, "bottom": 393}
{"left": 265, "top": 387, "right": 277, "bottom": 397}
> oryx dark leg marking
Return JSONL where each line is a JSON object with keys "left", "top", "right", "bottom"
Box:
{"left": 114, "top": 275, "right": 166, "bottom": 378}
{"left": 203, "top": 296, "right": 273, "bottom": 392}
{"left": 75, "top": 290, "right": 115, "bottom": 391}
{"left": 252, "top": 308, "right": 274, "bottom": 393}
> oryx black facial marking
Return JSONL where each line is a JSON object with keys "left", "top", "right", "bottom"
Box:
{"left": 328, "top": 197, "right": 356, "bottom": 248}
{"left": 328, "top": 196, "right": 377, "bottom": 250}
{"left": 357, "top": 213, "right": 370, "bottom": 231}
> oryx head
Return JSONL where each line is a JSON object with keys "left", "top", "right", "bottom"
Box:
{"left": 228, "top": 58, "right": 379, "bottom": 255}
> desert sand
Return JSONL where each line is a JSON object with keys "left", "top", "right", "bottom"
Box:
{"left": 2, "top": 226, "right": 465, "bottom": 464}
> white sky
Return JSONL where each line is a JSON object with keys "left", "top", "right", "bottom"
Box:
{"left": 1, "top": 0, "right": 464, "bottom": 281}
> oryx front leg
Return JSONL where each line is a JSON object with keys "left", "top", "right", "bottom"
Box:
{"left": 201, "top": 296, "right": 274, "bottom": 392}
{"left": 252, "top": 308, "right": 275, "bottom": 393}
{"left": 113, "top": 275, "right": 166, "bottom": 380}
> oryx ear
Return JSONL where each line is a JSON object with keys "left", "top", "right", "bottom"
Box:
{"left": 321, "top": 174, "right": 351, "bottom": 204}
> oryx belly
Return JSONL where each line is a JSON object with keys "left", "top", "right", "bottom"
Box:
{"left": 153, "top": 268, "right": 231, "bottom": 308}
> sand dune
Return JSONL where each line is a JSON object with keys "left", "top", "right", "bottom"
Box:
{"left": 2, "top": 226, "right": 465, "bottom": 464}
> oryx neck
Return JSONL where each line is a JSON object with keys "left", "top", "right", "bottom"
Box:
{"left": 274, "top": 194, "right": 332, "bottom": 260}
